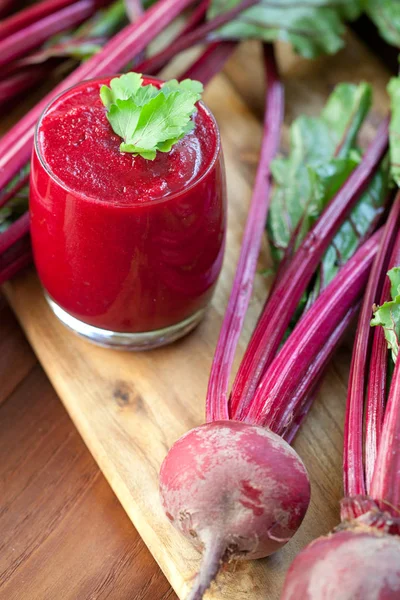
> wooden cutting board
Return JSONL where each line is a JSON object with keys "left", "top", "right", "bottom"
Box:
{"left": 3, "top": 35, "right": 390, "bottom": 600}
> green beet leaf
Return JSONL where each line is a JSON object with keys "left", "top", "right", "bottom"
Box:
{"left": 267, "top": 82, "right": 372, "bottom": 265}
{"left": 207, "top": 0, "right": 364, "bottom": 58}
{"left": 371, "top": 267, "right": 400, "bottom": 364}
{"left": 100, "top": 73, "right": 203, "bottom": 160}
{"left": 318, "top": 158, "right": 389, "bottom": 289}
{"left": 388, "top": 77, "right": 400, "bottom": 186}
{"left": 365, "top": 0, "right": 400, "bottom": 48}
{"left": 267, "top": 81, "right": 389, "bottom": 337}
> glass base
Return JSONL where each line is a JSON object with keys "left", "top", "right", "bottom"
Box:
{"left": 45, "top": 294, "right": 206, "bottom": 350}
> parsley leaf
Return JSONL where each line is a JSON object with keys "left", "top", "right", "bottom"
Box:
{"left": 371, "top": 268, "right": 400, "bottom": 364}
{"left": 100, "top": 72, "right": 143, "bottom": 109}
{"left": 100, "top": 73, "right": 203, "bottom": 160}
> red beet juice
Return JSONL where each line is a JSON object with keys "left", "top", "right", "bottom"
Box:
{"left": 30, "top": 76, "right": 226, "bottom": 349}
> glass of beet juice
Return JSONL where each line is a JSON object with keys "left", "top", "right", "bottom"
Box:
{"left": 30, "top": 76, "right": 226, "bottom": 349}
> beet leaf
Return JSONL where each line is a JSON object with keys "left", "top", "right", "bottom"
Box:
{"left": 207, "top": 0, "right": 364, "bottom": 58}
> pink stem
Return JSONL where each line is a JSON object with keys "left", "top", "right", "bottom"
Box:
{"left": 0, "top": 212, "right": 30, "bottom": 255}
{"left": 5, "top": 37, "right": 105, "bottom": 72}
{"left": 244, "top": 232, "right": 380, "bottom": 430}
{"left": 0, "top": 0, "right": 196, "bottom": 191}
{"left": 370, "top": 349, "right": 400, "bottom": 511}
{"left": 0, "top": 172, "right": 29, "bottom": 209}
{"left": 365, "top": 282, "right": 391, "bottom": 492}
{"left": 180, "top": 41, "right": 236, "bottom": 84}
{"left": 0, "top": 0, "right": 15, "bottom": 19}
{"left": 137, "top": 0, "right": 209, "bottom": 74}
{"left": 343, "top": 193, "right": 400, "bottom": 498}
{"left": 0, "top": 67, "right": 49, "bottom": 107}
{"left": 230, "top": 120, "right": 389, "bottom": 421}
{"left": 366, "top": 194, "right": 400, "bottom": 492}
{"left": 205, "top": 45, "right": 284, "bottom": 422}
{"left": 180, "top": 0, "right": 209, "bottom": 36}
{"left": 0, "top": 247, "right": 32, "bottom": 284}
{"left": 0, "top": 0, "right": 99, "bottom": 69}
{"left": 135, "top": 0, "right": 258, "bottom": 75}
{"left": 0, "top": 0, "right": 87, "bottom": 40}
{"left": 283, "top": 305, "right": 359, "bottom": 444}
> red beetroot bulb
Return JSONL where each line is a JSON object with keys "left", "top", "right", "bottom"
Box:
{"left": 159, "top": 421, "right": 310, "bottom": 599}
{"left": 281, "top": 527, "right": 400, "bottom": 600}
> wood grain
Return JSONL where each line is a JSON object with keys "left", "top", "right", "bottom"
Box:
{"left": 0, "top": 299, "right": 177, "bottom": 600}
{"left": 3, "top": 36, "right": 391, "bottom": 600}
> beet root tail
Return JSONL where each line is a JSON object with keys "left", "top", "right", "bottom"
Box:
{"left": 186, "top": 537, "right": 226, "bottom": 600}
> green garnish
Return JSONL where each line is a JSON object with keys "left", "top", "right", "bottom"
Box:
{"left": 100, "top": 73, "right": 203, "bottom": 160}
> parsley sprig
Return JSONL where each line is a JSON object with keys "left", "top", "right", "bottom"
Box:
{"left": 100, "top": 73, "right": 203, "bottom": 160}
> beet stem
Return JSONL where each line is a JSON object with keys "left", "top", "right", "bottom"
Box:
{"left": 230, "top": 119, "right": 389, "bottom": 421}
{"left": 205, "top": 44, "right": 284, "bottom": 422}
{"left": 0, "top": 171, "right": 29, "bottom": 209}
{"left": 0, "top": 212, "right": 30, "bottom": 255}
{"left": 365, "top": 197, "right": 400, "bottom": 492}
{"left": 180, "top": 0, "right": 209, "bottom": 36}
{"left": 342, "top": 192, "right": 400, "bottom": 498}
{"left": 0, "top": 247, "right": 32, "bottom": 284}
{"left": 178, "top": 41, "right": 236, "bottom": 85}
{"left": 0, "top": 67, "right": 50, "bottom": 108}
{"left": 369, "top": 206, "right": 400, "bottom": 509}
{"left": 135, "top": 0, "right": 258, "bottom": 75}
{"left": 283, "top": 304, "right": 359, "bottom": 444}
{"left": 370, "top": 356, "right": 400, "bottom": 510}
{"left": 0, "top": 0, "right": 84, "bottom": 41}
{"left": 0, "top": 0, "right": 99, "bottom": 69}
{"left": 245, "top": 232, "right": 380, "bottom": 429}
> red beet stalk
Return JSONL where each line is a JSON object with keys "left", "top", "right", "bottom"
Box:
{"left": 0, "top": 171, "right": 29, "bottom": 209}
{"left": 369, "top": 223, "right": 400, "bottom": 508}
{"left": 343, "top": 192, "right": 400, "bottom": 499}
{"left": 180, "top": 41, "right": 236, "bottom": 84}
{"left": 364, "top": 280, "right": 394, "bottom": 491}
{"left": 0, "top": 0, "right": 100, "bottom": 69}
{"left": 0, "top": 68, "right": 50, "bottom": 108}
{"left": 0, "top": 238, "right": 32, "bottom": 285}
{"left": 180, "top": 0, "right": 209, "bottom": 35}
{"left": 1, "top": 1, "right": 76, "bottom": 40}
{"left": 230, "top": 120, "right": 389, "bottom": 421}
{"left": 244, "top": 231, "right": 380, "bottom": 430}
{"left": 206, "top": 44, "right": 284, "bottom": 422}
{"left": 0, "top": 0, "right": 90, "bottom": 40}
{"left": 0, "top": 213, "right": 30, "bottom": 256}
{"left": 140, "top": 0, "right": 209, "bottom": 73}
{"left": 281, "top": 192, "right": 400, "bottom": 600}
{"left": 135, "top": 0, "right": 258, "bottom": 74}
{"left": 283, "top": 304, "right": 359, "bottom": 444}
{"left": 0, "top": 0, "right": 196, "bottom": 192}
{"left": 370, "top": 359, "right": 400, "bottom": 510}
{"left": 0, "top": 0, "right": 15, "bottom": 18}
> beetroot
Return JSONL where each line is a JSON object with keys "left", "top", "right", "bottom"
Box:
{"left": 282, "top": 528, "right": 400, "bottom": 600}
{"left": 160, "top": 421, "right": 310, "bottom": 599}
{"left": 281, "top": 193, "right": 400, "bottom": 599}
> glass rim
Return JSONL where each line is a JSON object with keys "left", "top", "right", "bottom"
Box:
{"left": 33, "top": 75, "right": 222, "bottom": 208}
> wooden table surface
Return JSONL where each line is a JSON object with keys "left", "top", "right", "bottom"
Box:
{"left": 0, "top": 293, "right": 177, "bottom": 600}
